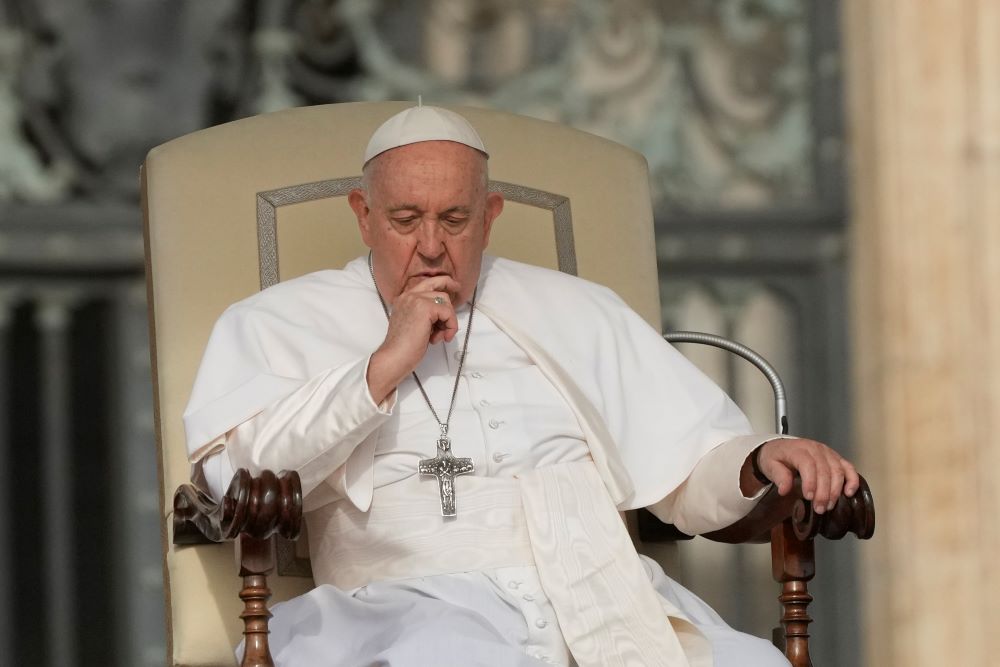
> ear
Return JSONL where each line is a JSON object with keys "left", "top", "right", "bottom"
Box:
{"left": 481, "top": 191, "right": 504, "bottom": 247}
{"left": 348, "top": 188, "right": 372, "bottom": 245}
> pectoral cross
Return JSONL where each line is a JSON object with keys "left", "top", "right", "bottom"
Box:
{"left": 419, "top": 430, "right": 475, "bottom": 517}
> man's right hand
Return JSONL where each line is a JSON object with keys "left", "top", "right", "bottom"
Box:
{"left": 366, "top": 275, "right": 462, "bottom": 404}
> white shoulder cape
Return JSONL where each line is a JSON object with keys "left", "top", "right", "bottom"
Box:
{"left": 183, "top": 255, "right": 752, "bottom": 510}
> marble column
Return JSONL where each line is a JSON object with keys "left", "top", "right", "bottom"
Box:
{"left": 843, "top": 1, "right": 1000, "bottom": 664}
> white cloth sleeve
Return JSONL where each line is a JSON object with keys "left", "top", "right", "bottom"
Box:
{"left": 645, "top": 434, "right": 792, "bottom": 535}
{"left": 196, "top": 444, "right": 235, "bottom": 501}
{"left": 196, "top": 355, "right": 395, "bottom": 501}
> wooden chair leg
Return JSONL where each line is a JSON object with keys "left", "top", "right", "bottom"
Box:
{"left": 237, "top": 534, "right": 276, "bottom": 667}
{"left": 771, "top": 519, "right": 815, "bottom": 667}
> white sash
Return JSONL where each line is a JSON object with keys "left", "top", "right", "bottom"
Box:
{"left": 305, "top": 461, "right": 710, "bottom": 667}
{"left": 305, "top": 474, "right": 535, "bottom": 588}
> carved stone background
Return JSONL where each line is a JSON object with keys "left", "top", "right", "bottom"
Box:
{"left": 1, "top": 0, "right": 838, "bottom": 212}
{"left": 0, "top": 1, "right": 851, "bottom": 666}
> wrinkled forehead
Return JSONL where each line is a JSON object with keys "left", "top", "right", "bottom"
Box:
{"left": 364, "top": 140, "right": 488, "bottom": 197}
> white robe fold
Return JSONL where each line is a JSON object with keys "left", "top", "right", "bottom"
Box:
{"left": 184, "top": 255, "right": 754, "bottom": 515}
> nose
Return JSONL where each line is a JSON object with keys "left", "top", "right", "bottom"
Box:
{"left": 416, "top": 219, "right": 445, "bottom": 258}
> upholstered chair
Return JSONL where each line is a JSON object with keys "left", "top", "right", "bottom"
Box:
{"left": 142, "top": 102, "right": 874, "bottom": 667}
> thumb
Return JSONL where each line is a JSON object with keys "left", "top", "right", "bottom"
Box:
{"left": 767, "top": 461, "right": 795, "bottom": 496}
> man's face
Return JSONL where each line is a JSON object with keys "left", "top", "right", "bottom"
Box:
{"left": 349, "top": 140, "right": 504, "bottom": 306}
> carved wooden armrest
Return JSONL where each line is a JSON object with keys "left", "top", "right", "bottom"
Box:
{"left": 703, "top": 473, "right": 875, "bottom": 544}
{"left": 638, "top": 473, "right": 875, "bottom": 544}
{"left": 173, "top": 468, "right": 303, "bottom": 545}
{"left": 173, "top": 469, "right": 303, "bottom": 667}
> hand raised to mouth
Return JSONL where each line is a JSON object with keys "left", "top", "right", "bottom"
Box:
{"left": 367, "top": 274, "right": 463, "bottom": 404}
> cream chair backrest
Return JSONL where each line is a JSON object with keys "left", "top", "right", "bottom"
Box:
{"left": 143, "top": 102, "right": 660, "bottom": 666}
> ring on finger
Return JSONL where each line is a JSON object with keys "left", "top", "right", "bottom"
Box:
{"left": 433, "top": 296, "right": 446, "bottom": 305}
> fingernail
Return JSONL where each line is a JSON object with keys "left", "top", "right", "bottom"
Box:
{"left": 827, "top": 502, "right": 835, "bottom": 511}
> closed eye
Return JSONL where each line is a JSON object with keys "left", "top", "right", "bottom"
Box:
{"left": 439, "top": 217, "right": 470, "bottom": 235}
{"left": 388, "top": 204, "right": 422, "bottom": 227}
{"left": 440, "top": 207, "right": 471, "bottom": 229}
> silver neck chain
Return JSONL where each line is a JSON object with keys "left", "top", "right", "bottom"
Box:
{"left": 368, "top": 252, "right": 477, "bottom": 437}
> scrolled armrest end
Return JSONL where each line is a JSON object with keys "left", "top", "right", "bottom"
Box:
{"left": 172, "top": 469, "right": 303, "bottom": 545}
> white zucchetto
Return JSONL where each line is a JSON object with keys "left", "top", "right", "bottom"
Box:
{"left": 363, "top": 105, "right": 489, "bottom": 164}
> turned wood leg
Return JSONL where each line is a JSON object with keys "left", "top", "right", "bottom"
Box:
{"left": 237, "top": 535, "right": 276, "bottom": 667}
{"left": 771, "top": 519, "right": 815, "bottom": 667}
{"left": 779, "top": 578, "right": 814, "bottom": 667}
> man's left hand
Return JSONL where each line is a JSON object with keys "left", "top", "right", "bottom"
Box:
{"left": 743, "top": 438, "right": 859, "bottom": 514}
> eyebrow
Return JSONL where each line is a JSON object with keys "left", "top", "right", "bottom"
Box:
{"left": 388, "top": 204, "right": 422, "bottom": 213}
{"left": 386, "top": 205, "right": 472, "bottom": 216}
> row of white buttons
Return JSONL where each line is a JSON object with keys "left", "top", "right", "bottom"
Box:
{"left": 507, "top": 581, "right": 549, "bottom": 628}
{"left": 465, "top": 368, "right": 512, "bottom": 464}
{"left": 496, "top": 571, "right": 563, "bottom": 664}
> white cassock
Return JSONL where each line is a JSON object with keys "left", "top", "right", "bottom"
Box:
{"left": 185, "top": 255, "right": 790, "bottom": 667}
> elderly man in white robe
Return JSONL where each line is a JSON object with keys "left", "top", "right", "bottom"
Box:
{"left": 184, "top": 105, "right": 859, "bottom": 667}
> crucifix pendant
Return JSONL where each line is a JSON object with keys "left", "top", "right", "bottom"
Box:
{"left": 418, "top": 433, "right": 475, "bottom": 517}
